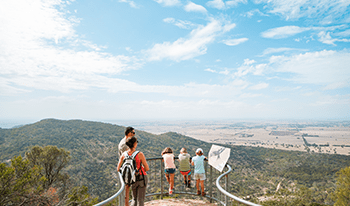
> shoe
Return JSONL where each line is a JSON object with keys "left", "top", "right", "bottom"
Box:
{"left": 202, "top": 191, "right": 206, "bottom": 196}
{"left": 169, "top": 188, "right": 173, "bottom": 195}
{"left": 197, "top": 190, "right": 201, "bottom": 195}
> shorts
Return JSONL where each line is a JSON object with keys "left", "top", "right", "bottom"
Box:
{"left": 180, "top": 170, "right": 191, "bottom": 176}
{"left": 165, "top": 168, "right": 176, "bottom": 174}
{"left": 194, "top": 173, "right": 206, "bottom": 180}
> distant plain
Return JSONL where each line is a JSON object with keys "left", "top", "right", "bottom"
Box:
{"left": 131, "top": 120, "right": 350, "bottom": 156}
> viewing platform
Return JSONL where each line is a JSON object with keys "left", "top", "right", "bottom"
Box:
{"left": 94, "top": 156, "right": 261, "bottom": 206}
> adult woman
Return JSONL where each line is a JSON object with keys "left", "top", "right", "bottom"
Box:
{"left": 117, "top": 136, "right": 149, "bottom": 206}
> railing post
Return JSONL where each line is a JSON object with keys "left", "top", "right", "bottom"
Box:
{"left": 225, "top": 174, "right": 228, "bottom": 206}
{"left": 160, "top": 159, "right": 164, "bottom": 199}
{"left": 210, "top": 165, "right": 213, "bottom": 203}
{"left": 119, "top": 176, "right": 124, "bottom": 206}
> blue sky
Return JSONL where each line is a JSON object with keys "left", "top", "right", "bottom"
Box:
{"left": 0, "top": 0, "right": 350, "bottom": 123}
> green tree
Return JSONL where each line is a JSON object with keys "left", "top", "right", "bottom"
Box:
{"left": 26, "top": 145, "right": 71, "bottom": 190}
{"left": 0, "top": 156, "right": 47, "bottom": 205}
{"left": 65, "top": 185, "right": 98, "bottom": 206}
{"left": 333, "top": 166, "right": 350, "bottom": 206}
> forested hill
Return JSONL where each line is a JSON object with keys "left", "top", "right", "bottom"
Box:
{"left": 1, "top": 119, "right": 350, "bottom": 205}
{"left": 0, "top": 119, "right": 216, "bottom": 199}
{"left": 0, "top": 118, "right": 214, "bottom": 161}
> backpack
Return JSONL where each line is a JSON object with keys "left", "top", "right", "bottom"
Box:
{"left": 119, "top": 151, "right": 140, "bottom": 186}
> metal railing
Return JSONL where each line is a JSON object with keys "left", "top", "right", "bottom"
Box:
{"left": 94, "top": 157, "right": 261, "bottom": 206}
{"left": 94, "top": 171, "right": 125, "bottom": 206}
{"left": 216, "top": 164, "right": 261, "bottom": 206}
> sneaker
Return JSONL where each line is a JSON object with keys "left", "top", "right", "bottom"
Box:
{"left": 197, "top": 190, "right": 201, "bottom": 195}
{"left": 202, "top": 191, "right": 206, "bottom": 196}
{"left": 169, "top": 189, "right": 173, "bottom": 195}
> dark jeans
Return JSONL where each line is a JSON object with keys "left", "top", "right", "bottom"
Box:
{"left": 131, "top": 175, "right": 148, "bottom": 206}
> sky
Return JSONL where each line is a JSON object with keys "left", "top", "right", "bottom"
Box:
{"left": 0, "top": 0, "right": 350, "bottom": 124}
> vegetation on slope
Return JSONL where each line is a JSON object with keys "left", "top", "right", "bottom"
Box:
{"left": 0, "top": 119, "right": 349, "bottom": 205}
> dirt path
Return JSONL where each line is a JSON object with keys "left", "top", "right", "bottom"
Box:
{"left": 144, "top": 198, "right": 218, "bottom": 206}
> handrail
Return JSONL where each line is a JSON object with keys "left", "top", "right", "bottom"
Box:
{"left": 93, "top": 157, "right": 260, "bottom": 206}
{"left": 94, "top": 171, "right": 125, "bottom": 206}
{"left": 216, "top": 164, "right": 261, "bottom": 206}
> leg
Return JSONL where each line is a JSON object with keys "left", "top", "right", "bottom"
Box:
{"left": 196, "top": 179, "right": 200, "bottom": 194}
{"left": 200, "top": 180, "right": 205, "bottom": 196}
{"left": 170, "top": 173, "right": 175, "bottom": 189}
{"left": 187, "top": 175, "right": 191, "bottom": 188}
{"left": 182, "top": 175, "right": 187, "bottom": 185}
{"left": 137, "top": 176, "right": 148, "bottom": 206}
{"left": 200, "top": 180, "right": 205, "bottom": 192}
{"left": 125, "top": 185, "right": 130, "bottom": 206}
{"left": 131, "top": 182, "right": 138, "bottom": 206}
{"left": 165, "top": 173, "right": 170, "bottom": 183}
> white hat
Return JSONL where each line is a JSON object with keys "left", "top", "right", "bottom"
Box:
{"left": 196, "top": 148, "right": 203, "bottom": 153}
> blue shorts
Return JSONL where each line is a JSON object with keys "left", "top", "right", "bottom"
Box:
{"left": 165, "top": 168, "right": 176, "bottom": 174}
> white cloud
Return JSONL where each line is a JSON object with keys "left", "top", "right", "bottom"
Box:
{"left": 219, "top": 69, "right": 230, "bottom": 75}
{"left": 226, "top": 0, "right": 247, "bottom": 7}
{"left": 275, "top": 86, "right": 302, "bottom": 92}
{"left": 270, "top": 50, "right": 350, "bottom": 89}
{"left": 0, "top": 0, "right": 141, "bottom": 94}
{"left": 154, "top": 0, "right": 181, "bottom": 7}
{"left": 261, "top": 47, "right": 307, "bottom": 56}
{"left": 223, "top": 38, "right": 249, "bottom": 46}
{"left": 145, "top": 19, "right": 236, "bottom": 61}
{"left": 240, "top": 93, "right": 262, "bottom": 98}
{"left": 317, "top": 31, "right": 350, "bottom": 45}
{"left": 310, "top": 94, "right": 350, "bottom": 106}
{"left": 249, "top": 83, "right": 269, "bottom": 90}
{"left": 206, "top": 0, "right": 225, "bottom": 9}
{"left": 256, "top": 0, "right": 350, "bottom": 22}
{"left": 184, "top": 2, "right": 207, "bottom": 13}
{"left": 245, "top": 9, "right": 267, "bottom": 18}
{"left": 206, "top": 0, "right": 247, "bottom": 9}
{"left": 336, "top": 29, "right": 350, "bottom": 37}
{"left": 205, "top": 68, "right": 230, "bottom": 75}
{"left": 205, "top": 68, "right": 217, "bottom": 73}
{"left": 119, "top": 0, "right": 138, "bottom": 8}
{"left": 244, "top": 59, "right": 256, "bottom": 65}
{"left": 261, "top": 25, "right": 348, "bottom": 39}
{"left": 163, "top": 17, "right": 196, "bottom": 29}
{"left": 261, "top": 26, "right": 310, "bottom": 39}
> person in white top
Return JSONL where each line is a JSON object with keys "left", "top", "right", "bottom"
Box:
{"left": 118, "top": 126, "right": 135, "bottom": 206}
{"left": 161, "top": 147, "right": 176, "bottom": 195}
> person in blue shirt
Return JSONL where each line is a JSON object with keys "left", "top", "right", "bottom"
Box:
{"left": 191, "top": 148, "right": 207, "bottom": 196}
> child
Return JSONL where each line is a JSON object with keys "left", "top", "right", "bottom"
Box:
{"left": 191, "top": 148, "right": 207, "bottom": 196}
{"left": 162, "top": 147, "right": 176, "bottom": 195}
{"left": 178, "top": 148, "right": 192, "bottom": 188}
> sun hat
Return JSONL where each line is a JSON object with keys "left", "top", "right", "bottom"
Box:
{"left": 196, "top": 148, "right": 203, "bottom": 153}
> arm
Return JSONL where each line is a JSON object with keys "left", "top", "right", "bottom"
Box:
{"left": 117, "top": 155, "right": 125, "bottom": 171}
{"left": 139, "top": 152, "right": 149, "bottom": 172}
